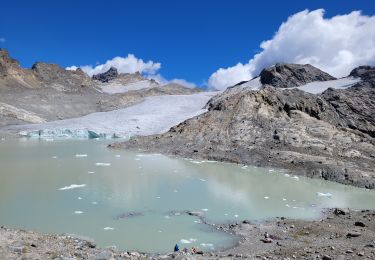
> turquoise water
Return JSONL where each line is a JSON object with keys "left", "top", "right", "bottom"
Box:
{"left": 0, "top": 138, "right": 374, "bottom": 253}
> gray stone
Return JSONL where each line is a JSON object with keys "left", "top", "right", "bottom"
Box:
{"left": 95, "top": 250, "right": 113, "bottom": 260}
{"left": 259, "top": 63, "right": 335, "bottom": 88}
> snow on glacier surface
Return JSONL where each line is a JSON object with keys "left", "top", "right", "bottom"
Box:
{"left": 10, "top": 92, "right": 216, "bottom": 139}
{"left": 293, "top": 77, "right": 361, "bottom": 94}
{"left": 100, "top": 80, "right": 155, "bottom": 94}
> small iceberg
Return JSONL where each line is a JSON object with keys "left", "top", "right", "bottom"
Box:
{"left": 74, "top": 211, "right": 84, "bottom": 214}
{"left": 201, "top": 208, "right": 208, "bottom": 211}
{"left": 264, "top": 196, "right": 270, "bottom": 199}
{"left": 58, "top": 184, "right": 86, "bottom": 191}
{"left": 77, "top": 197, "right": 82, "bottom": 200}
{"left": 180, "top": 238, "right": 197, "bottom": 244}
{"left": 75, "top": 154, "right": 88, "bottom": 158}
{"left": 316, "top": 192, "right": 333, "bottom": 198}
{"left": 95, "top": 163, "right": 111, "bottom": 166}
{"left": 104, "top": 227, "right": 114, "bottom": 231}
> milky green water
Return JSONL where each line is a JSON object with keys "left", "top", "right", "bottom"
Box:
{"left": 0, "top": 138, "right": 374, "bottom": 253}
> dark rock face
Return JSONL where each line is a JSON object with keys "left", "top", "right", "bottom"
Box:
{"left": 118, "top": 76, "right": 375, "bottom": 189}
{"left": 92, "top": 67, "right": 119, "bottom": 82}
{"left": 349, "top": 66, "right": 375, "bottom": 81}
{"left": 31, "top": 62, "right": 92, "bottom": 89}
{"left": 322, "top": 80, "right": 375, "bottom": 137}
{"left": 260, "top": 63, "right": 336, "bottom": 88}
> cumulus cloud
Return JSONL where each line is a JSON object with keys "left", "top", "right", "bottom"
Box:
{"left": 67, "top": 54, "right": 197, "bottom": 88}
{"left": 147, "top": 74, "right": 197, "bottom": 88}
{"left": 0, "top": 38, "right": 6, "bottom": 43}
{"left": 208, "top": 9, "right": 375, "bottom": 90}
{"left": 66, "top": 54, "right": 161, "bottom": 77}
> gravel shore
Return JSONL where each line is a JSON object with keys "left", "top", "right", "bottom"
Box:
{"left": 1, "top": 209, "right": 374, "bottom": 259}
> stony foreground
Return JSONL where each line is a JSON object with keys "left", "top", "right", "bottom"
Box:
{"left": 1, "top": 209, "right": 374, "bottom": 259}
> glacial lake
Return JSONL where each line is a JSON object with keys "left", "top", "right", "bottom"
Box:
{"left": 1, "top": 138, "right": 375, "bottom": 253}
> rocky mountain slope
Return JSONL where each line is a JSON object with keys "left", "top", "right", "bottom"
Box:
{"left": 115, "top": 64, "right": 375, "bottom": 189}
{"left": 0, "top": 49, "right": 200, "bottom": 126}
{"left": 260, "top": 63, "right": 336, "bottom": 88}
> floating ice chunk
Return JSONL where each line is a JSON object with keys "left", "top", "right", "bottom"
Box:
{"left": 316, "top": 192, "right": 332, "bottom": 198}
{"left": 164, "top": 215, "right": 170, "bottom": 219}
{"left": 282, "top": 198, "right": 287, "bottom": 201}
{"left": 158, "top": 230, "right": 162, "bottom": 233}
{"left": 58, "top": 184, "right": 86, "bottom": 190}
{"left": 78, "top": 197, "right": 82, "bottom": 200}
{"left": 293, "top": 206, "right": 298, "bottom": 209}
{"left": 156, "top": 196, "right": 161, "bottom": 199}
{"left": 199, "top": 178, "right": 207, "bottom": 182}
{"left": 201, "top": 243, "right": 214, "bottom": 248}
{"left": 201, "top": 208, "right": 208, "bottom": 212}
{"left": 88, "top": 171, "right": 95, "bottom": 174}
{"left": 115, "top": 155, "right": 121, "bottom": 158}
{"left": 234, "top": 214, "right": 239, "bottom": 218}
{"left": 74, "top": 211, "right": 84, "bottom": 214}
{"left": 95, "top": 163, "right": 111, "bottom": 166}
{"left": 264, "top": 196, "right": 269, "bottom": 199}
{"left": 191, "top": 161, "right": 203, "bottom": 164}
{"left": 104, "top": 227, "right": 114, "bottom": 231}
{"left": 180, "top": 238, "right": 197, "bottom": 244}
{"left": 52, "top": 156, "right": 57, "bottom": 159}
{"left": 75, "top": 154, "right": 88, "bottom": 158}
{"left": 284, "top": 174, "right": 290, "bottom": 177}
{"left": 194, "top": 220, "right": 202, "bottom": 224}
{"left": 268, "top": 169, "right": 275, "bottom": 172}
{"left": 285, "top": 204, "right": 291, "bottom": 208}
{"left": 174, "top": 212, "right": 181, "bottom": 216}
{"left": 224, "top": 213, "right": 228, "bottom": 216}
{"left": 291, "top": 176, "right": 300, "bottom": 180}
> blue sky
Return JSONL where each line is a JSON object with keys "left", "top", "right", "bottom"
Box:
{"left": 1, "top": 0, "right": 375, "bottom": 87}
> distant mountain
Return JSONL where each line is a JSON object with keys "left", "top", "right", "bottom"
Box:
{"left": 117, "top": 64, "right": 375, "bottom": 189}
{"left": 0, "top": 49, "right": 200, "bottom": 126}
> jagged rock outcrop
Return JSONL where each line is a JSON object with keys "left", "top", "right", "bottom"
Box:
{"left": 260, "top": 63, "right": 336, "bottom": 88}
{"left": 322, "top": 80, "right": 375, "bottom": 137}
{"left": 92, "top": 67, "right": 119, "bottom": 82}
{"left": 0, "top": 49, "right": 201, "bottom": 126}
{"left": 117, "top": 65, "right": 375, "bottom": 189}
{"left": 349, "top": 65, "right": 375, "bottom": 81}
{"left": 32, "top": 62, "right": 93, "bottom": 89}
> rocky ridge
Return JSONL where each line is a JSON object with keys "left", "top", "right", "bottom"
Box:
{"left": 115, "top": 65, "right": 375, "bottom": 189}
{"left": 0, "top": 49, "right": 200, "bottom": 126}
{"left": 260, "top": 63, "right": 336, "bottom": 88}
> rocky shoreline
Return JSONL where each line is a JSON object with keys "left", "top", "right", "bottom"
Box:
{"left": 114, "top": 65, "right": 375, "bottom": 190}
{"left": 1, "top": 209, "right": 374, "bottom": 259}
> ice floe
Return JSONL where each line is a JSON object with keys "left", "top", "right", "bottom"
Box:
{"left": 58, "top": 184, "right": 86, "bottom": 190}
{"left": 75, "top": 154, "right": 88, "bottom": 158}
{"left": 95, "top": 163, "right": 111, "bottom": 166}
{"left": 180, "top": 238, "right": 197, "bottom": 244}
{"left": 74, "top": 211, "right": 84, "bottom": 214}
{"left": 264, "top": 196, "right": 270, "bottom": 199}
{"left": 104, "top": 227, "right": 114, "bottom": 231}
{"left": 316, "top": 192, "right": 333, "bottom": 198}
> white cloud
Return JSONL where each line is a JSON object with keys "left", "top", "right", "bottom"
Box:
{"left": 208, "top": 9, "right": 375, "bottom": 90}
{"left": 66, "top": 54, "right": 161, "bottom": 77}
{"left": 0, "top": 38, "right": 6, "bottom": 43}
{"left": 67, "top": 55, "right": 197, "bottom": 88}
{"left": 147, "top": 74, "right": 197, "bottom": 88}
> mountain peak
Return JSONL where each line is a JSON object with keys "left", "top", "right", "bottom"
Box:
{"left": 92, "top": 67, "right": 119, "bottom": 82}
{"left": 259, "top": 63, "right": 336, "bottom": 88}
